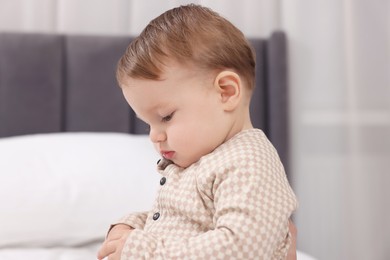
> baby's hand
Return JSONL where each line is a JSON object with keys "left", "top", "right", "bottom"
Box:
{"left": 287, "top": 219, "right": 297, "bottom": 260}
{"left": 97, "top": 224, "right": 133, "bottom": 260}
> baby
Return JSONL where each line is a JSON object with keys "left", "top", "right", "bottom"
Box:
{"left": 98, "top": 4, "right": 297, "bottom": 260}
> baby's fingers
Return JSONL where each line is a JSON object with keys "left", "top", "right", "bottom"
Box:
{"left": 97, "top": 225, "right": 132, "bottom": 260}
{"left": 97, "top": 239, "right": 119, "bottom": 260}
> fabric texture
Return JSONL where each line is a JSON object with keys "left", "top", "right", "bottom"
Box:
{"left": 115, "top": 129, "right": 297, "bottom": 259}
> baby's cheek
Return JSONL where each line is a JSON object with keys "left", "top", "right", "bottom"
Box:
{"left": 169, "top": 126, "right": 187, "bottom": 147}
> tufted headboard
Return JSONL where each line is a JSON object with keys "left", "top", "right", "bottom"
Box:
{"left": 0, "top": 31, "right": 289, "bottom": 172}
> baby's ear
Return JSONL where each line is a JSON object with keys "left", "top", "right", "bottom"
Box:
{"left": 214, "top": 71, "right": 242, "bottom": 111}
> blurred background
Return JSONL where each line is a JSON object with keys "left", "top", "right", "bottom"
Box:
{"left": 0, "top": 0, "right": 389, "bottom": 259}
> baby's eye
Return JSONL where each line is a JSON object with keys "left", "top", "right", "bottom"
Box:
{"left": 162, "top": 112, "right": 174, "bottom": 122}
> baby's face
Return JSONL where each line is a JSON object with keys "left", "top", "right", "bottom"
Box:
{"left": 121, "top": 62, "right": 234, "bottom": 168}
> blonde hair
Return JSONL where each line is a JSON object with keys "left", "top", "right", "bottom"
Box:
{"left": 117, "top": 4, "right": 256, "bottom": 90}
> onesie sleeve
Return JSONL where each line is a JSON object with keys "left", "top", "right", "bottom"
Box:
{"left": 119, "top": 150, "right": 297, "bottom": 259}
{"left": 110, "top": 212, "right": 149, "bottom": 231}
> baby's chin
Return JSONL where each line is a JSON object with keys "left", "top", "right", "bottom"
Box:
{"left": 174, "top": 161, "right": 191, "bottom": 169}
{"left": 173, "top": 158, "right": 199, "bottom": 169}
{"left": 175, "top": 149, "right": 218, "bottom": 168}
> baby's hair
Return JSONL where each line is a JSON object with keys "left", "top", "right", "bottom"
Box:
{"left": 117, "top": 4, "right": 256, "bottom": 90}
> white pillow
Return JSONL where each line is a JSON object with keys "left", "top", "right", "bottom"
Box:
{"left": 0, "top": 132, "right": 160, "bottom": 247}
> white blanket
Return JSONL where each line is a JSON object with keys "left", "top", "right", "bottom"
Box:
{"left": 0, "top": 242, "right": 101, "bottom": 260}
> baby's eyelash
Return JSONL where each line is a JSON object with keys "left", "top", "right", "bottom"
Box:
{"left": 162, "top": 112, "right": 174, "bottom": 122}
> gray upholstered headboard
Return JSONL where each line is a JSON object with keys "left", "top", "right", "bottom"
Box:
{"left": 0, "top": 31, "right": 289, "bottom": 172}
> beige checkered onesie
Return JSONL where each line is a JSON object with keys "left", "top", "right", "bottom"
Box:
{"left": 115, "top": 129, "right": 297, "bottom": 259}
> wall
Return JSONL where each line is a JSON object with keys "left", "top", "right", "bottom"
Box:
{"left": 283, "top": 1, "right": 390, "bottom": 259}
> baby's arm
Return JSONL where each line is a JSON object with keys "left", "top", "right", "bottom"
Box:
{"left": 97, "top": 212, "right": 148, "bottom": 260}
{"left": 97, "top": 220, "right": 297, "bottom": 260}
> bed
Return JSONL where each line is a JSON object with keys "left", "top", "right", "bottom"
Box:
{"left": 0, "top": 31, "right": 314, "bottom": 259}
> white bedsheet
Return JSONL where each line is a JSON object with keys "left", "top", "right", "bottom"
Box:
{"left": 0, "top": 242, "right": 101, "bottom": 260}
